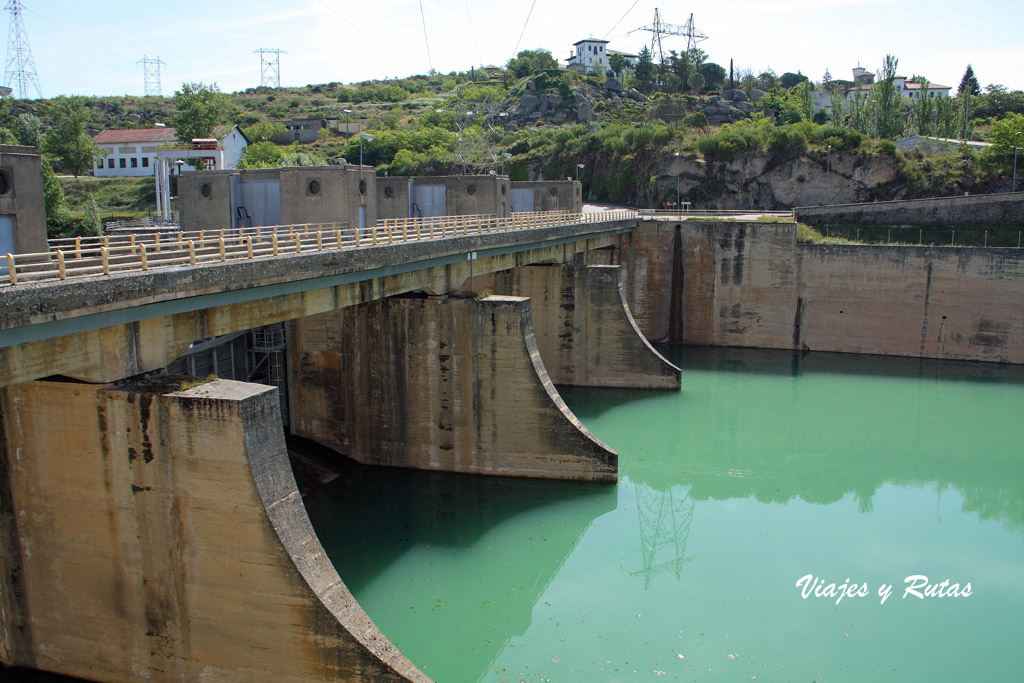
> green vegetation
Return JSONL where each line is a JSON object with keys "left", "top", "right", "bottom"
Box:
{"left": 173, "top": 82, "right": 229, "bottom": 145}
{"left": 0, "top": 47, "right": 1017, "bottom": 220}
{"left": 42, "top": 97, "right": 104, "bottom": 176}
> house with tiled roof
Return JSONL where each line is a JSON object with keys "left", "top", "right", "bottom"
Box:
{"left": 844, "top": 67, "right": 951, "bottom": 102}
{"left": 92, "top": 125, "right": 249, "bottom": 177}
{"left": 93, "top": 126, "right": 178, "bottom": 177}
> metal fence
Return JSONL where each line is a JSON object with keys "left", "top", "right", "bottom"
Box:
{"left": 2, "top": 210, "right": 636, "bottom": 288}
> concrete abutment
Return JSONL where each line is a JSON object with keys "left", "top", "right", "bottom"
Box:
{"left": 0, "top": 377, "right": 427, "bottom": 682}
{"left": 289, "top": 295, "right": 618, "bottom": 482}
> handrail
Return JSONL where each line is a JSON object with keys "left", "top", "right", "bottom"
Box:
{"left": 2, "top": 210, "right": 637, "bottom": 288}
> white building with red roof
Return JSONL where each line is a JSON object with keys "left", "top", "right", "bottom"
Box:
{"left": 844, "top": 68, "right": 952, "bottom": 102}
{"left": 92, "top": 125, "right": 249, "bottom": 177}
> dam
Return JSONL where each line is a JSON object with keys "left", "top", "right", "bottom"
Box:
{"left": 1, "top": 157, "right": 1023, "bottom": 680}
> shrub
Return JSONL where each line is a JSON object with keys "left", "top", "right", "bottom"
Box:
{"left": 768, "top": 127, "right": 807, "bottom": 156}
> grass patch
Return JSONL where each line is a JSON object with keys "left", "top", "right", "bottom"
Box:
{"left": 59, "top": 176, "right": 155, "bottom": 222}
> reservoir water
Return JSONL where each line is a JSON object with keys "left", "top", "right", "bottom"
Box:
{"left": 304, "top": 347, "right": 1024, "bottom": 682}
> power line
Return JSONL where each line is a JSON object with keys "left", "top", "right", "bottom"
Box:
{"left": 4, "top": 0, "right": 42, "bottom": 98}
{"left": 254, "top": 48, "right": 285, "bottom": 88}
{"left": 510, "top": 0, "right": 538, "bottom": 62}
{"left": 137, "top": 55, "right": 166, "bottom": 97}
{"left": 418, "top": 0, "right": 433, "bottom": 73}
{"left": 604, "top": 0, "right": 641, "bottom": 40}
{"left": 316, "top": 0, "right": 417, "bottom": 70}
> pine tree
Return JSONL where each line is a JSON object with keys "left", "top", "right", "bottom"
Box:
{"left": 958, "top": 65, "right": 981, "bottom": 96}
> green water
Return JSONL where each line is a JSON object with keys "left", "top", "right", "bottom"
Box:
{"left": 304, "top": 347, "right": 1024, "bottom": 682}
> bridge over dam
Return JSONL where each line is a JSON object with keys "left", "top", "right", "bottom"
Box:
{"left": 1, "top": 209, "right": 1022, "bottom": 681}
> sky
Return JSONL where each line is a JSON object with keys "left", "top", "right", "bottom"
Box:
{"left": 5, "top": 0, "right": 1023, "bottom": 99}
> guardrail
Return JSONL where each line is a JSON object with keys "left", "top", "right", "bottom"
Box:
{"left": 1, "top": 210, "right": 636, "bottom": 288}
{"left": 639, "top": 209, "right": 795, "bottom": 218}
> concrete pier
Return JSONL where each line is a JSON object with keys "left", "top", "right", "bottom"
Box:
{"left": 0, "top": 377, "right": 427, "bottom": 682}
{"left": 289, "top": 295, "right": 618, "bottom": 482}
{"left": 489, "top": 264, "right": 680, "bottom": 389}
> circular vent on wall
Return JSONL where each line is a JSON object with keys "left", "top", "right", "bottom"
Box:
{"left": 200, "top": 183, "right": 212, "bottom": 198}
{"left": 467, "top": 185, "right": 477, "bottom": 195}
{"left": 0, "top": 170, "right": 12, "bottom": 196}
{"left": 308, "top": 179, "right": 321, "bottom": 195}
{"left": 550, "top": 187, "right": 559, "bottom": 196}
{"left": 359, "top": 179, "right": 367, "bottom": 195}
{"left": 384, "top": 186, "right": 394, "bottom": 198}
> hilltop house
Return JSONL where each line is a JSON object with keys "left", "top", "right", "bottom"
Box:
{"left": 567, "top": 39, "right": 610, "bottom": 75}
{"left": 92, "top": 125, "right": 249, "bottom": 177}
{"left": 845, "top": 67, "right": 951, "bottom": 102}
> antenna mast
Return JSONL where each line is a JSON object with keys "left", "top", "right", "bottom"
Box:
{"left": 254, "top": 48, "right": 285, "bottom": 88}
{"left": 4, "top": 0, "right": 42, "bottom": 98}
{"left": 137, "top": 55, "right": 166, "bottom": 97}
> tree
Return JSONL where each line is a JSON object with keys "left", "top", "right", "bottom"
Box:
{"left": 780, "top": 71, "right": 808, "bottom": 89}
{"left": 989, "top": 112, "right": 1024, "bottom": 155}
{"left": 633, "top": 46, "right": 654, "bottom": 94}
{"left": 700, "top": 62, "right": 726, "bottom": 92}
{"left": 243, "top": 121, "right": 289, "bottom": 144}
{"left": 237, "top": 141, "right": 284, "bottom": 168}
{"left": 609, "top": 53, "right": 628, "bottom": 80}
{"left": 41, "top": 157, "right": 70, "bottom": 238}
{"left": 822, "top": 68, "right": 833, "bottom": 90}
{"left": 14, "top": 113, "right": 44, "bottom": 148}
{"left": 871, "top": 54, "right": 905, "bottom": 139}
{"left": 173, "top": 82, "right": 228, "bottom": 145}
{"left": 42, "top": 97, "right": 103, "bottom": 177}
{"left": 505, "top": 49, "right": 558, "bottom": 79}
{"left": 958, "top": 65, "right": 980, "bottom": 96}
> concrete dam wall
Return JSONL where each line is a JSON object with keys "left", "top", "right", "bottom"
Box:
{"left": 626, "top": 220, "right": 1024, "bottom": 364}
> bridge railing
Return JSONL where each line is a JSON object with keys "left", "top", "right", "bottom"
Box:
{"left": 2, "top": 210, "right": 636, "bottom": 288}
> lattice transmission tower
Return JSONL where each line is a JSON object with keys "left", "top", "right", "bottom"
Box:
{"left": 638, "top": 8, "right": 707, "bottom": 66}
{"left": 137, "top": 55, "right": 166, "bottom": 97}
{"left": 4, "top": 0, "right": 42, "bottom": 99}
{"left": 254, "top": 48, "right": 285, "bottom": 88}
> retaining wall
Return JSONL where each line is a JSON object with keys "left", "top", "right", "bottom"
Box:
{"left": 795, "top": 192, "right": 1024, "bottom": 227}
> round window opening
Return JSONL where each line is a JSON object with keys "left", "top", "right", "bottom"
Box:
{"left": 0, "top": 170, "right": 12, "bottom": 196}
{"left": 200, "top": 183, "right": 212, "bottom": 199}
{"left": 308, "top": 179, "right": 321, "bottom": 195}
{"left": 359, "top": 179, "right": 367, "bottom": 195}
{"left": 550, "top": 188, "right": 559, "bottom": 196}
{"left": 501, "top": 185, "right": 506, "bottom": 195}
{"left": 467, "top": 185, "right": 477, "bottom": 195}
{"left": 384, "top": 186, "right": 394, "bottom": 198}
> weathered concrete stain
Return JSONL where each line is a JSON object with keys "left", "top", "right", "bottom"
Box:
{"left": 290, "top": 296, "right": 618, "bottom": 482}
{"left": 0, "top": 378, "right": 428, "bottom": 681}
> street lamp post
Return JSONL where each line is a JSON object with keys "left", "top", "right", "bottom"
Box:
{"left": 826, "top": 144, "right": 831, "bottom": 205}
{"left": 343, "top": 109, "right": 352, "bottom": 138}
{"left": 674, "top": 152, "right": 680, "bottom": 211}
{"left": 1014, "top": 131, "right": 1022, "bottom": 193}
{"left": 360, "top": 133, "right": 374, "bottom": 168}
{"left": 576, "top": 163, "right": 584, "bottom": 181}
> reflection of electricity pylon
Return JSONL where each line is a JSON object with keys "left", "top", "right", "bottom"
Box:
{"left": 629, "top": 483, "right": 694, "bottom": 589}
{"left": 449, "top": 94, "right": 503, "bottom": 176}
{"left": 637, "top": 8, "right": 707, "bottom": 66}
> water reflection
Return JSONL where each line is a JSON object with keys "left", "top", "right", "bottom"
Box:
{"left": 304, "top": 465, "right": 616, "bottom": 679}
{"left": 561, "top": 346, "right": 1024, "bottom": 531}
